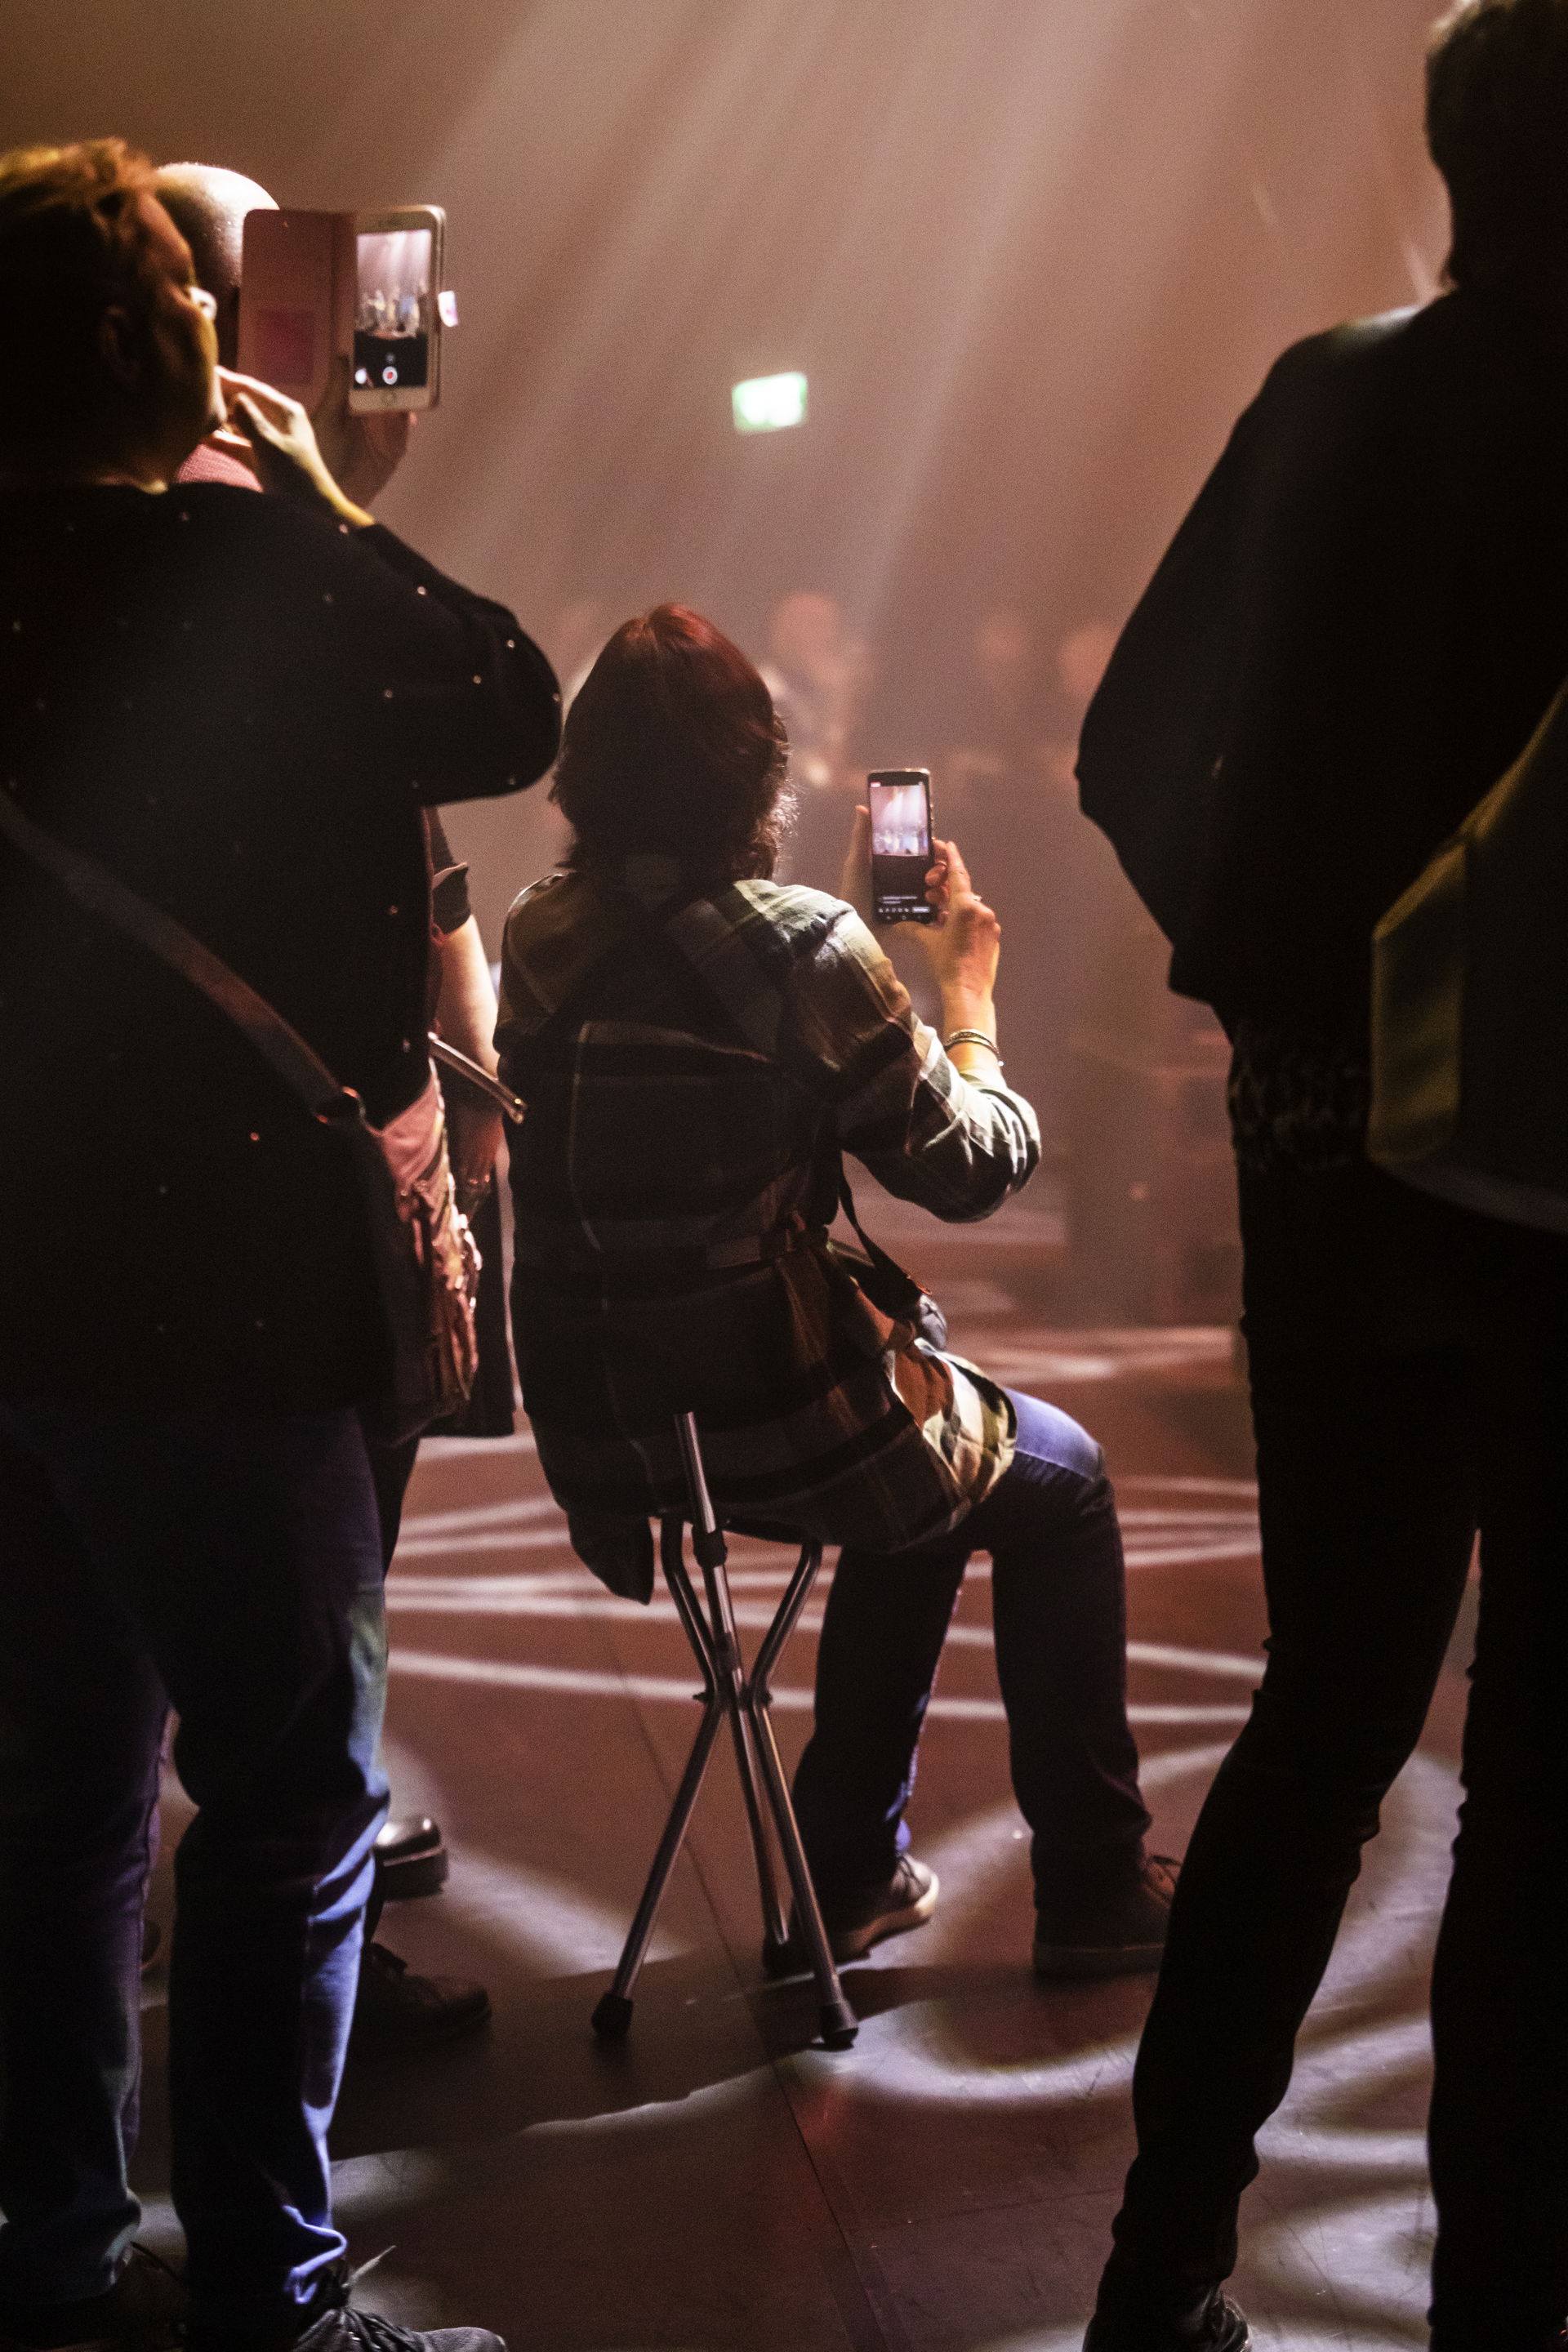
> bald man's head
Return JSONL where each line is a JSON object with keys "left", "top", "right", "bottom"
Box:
{"left": 154, "top": 163, "right": 276, "bottom": 364}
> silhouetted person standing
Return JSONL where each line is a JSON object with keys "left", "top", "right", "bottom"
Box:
{"left": 0, "top": 140, "right": 557, "bottom": 2352}
{"left": 1076, "top": 6, "right": 1568, "bottom": 2348}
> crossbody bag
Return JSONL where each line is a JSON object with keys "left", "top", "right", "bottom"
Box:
{"left": 0, "top": 791, "right": 479, "bottom": 1438}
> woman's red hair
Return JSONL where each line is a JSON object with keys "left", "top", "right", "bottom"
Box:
{"left": 553, "top": 604, "right": 789, "bottom": 889}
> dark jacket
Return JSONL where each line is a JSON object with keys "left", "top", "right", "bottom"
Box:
{"left": 1078, "top": 288, "right": 1568, "bottom": 1039}
{"left": 0, "top": 483, "right": 559, "bottom": 1409}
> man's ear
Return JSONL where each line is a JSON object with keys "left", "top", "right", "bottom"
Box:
{"left": 97, "top": 305, "right": 144, "bottom": 392}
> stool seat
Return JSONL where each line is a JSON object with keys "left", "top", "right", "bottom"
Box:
{"left": 588, "top": 1412, "right": 858, "bottom": 2053}
{"left": 725, "top": 1516, "right": 814, "bottom": 1546}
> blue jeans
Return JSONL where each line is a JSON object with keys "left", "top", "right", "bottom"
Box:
{"left": 0, "top": 1401, "right": 388, "bottom": 2336}
{"left": 792, "top": 1390, "right": 1152, "bottom": 1899}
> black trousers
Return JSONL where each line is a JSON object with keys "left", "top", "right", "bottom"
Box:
{"left": 1105, "top": 1160, "right": 1568, "bottom": 2350}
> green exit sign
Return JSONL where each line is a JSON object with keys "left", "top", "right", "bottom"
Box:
{"left": 732, "top": 372, "right": 808, "bottom": 434}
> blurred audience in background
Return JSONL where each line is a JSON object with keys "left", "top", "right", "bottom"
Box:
{"left": 764, "top": 587, "right": 872, "bottom": 891}
{"left": 934, "top": 607, "right": 1126, "bottom": 1156}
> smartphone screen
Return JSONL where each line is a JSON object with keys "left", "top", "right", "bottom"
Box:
{"left": 868, "top": 770, "right": 935, "bottom": 924}
{"left": 353, "top": 225, "right": 433, "bottom": 394}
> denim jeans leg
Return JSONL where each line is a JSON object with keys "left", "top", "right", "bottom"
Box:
{"left": 0, "top": 1414, "right": 167, "bottom": 2307}
{"left": 982, "top": 1391, "right": 1151, "bottom": 1895}
{"left": 2, "top": 1402, "right": 389, "bottom": 2339}
{"left": 791, "top": 1531, "right": 970, "bottom": 1894}
{"left": 791, "top": 1388, "right": 1149, "bottom": 1899}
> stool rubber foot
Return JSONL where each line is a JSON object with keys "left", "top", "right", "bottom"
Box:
{"left": 819, "top": 1999, "right": 858, "bottom": 2050}
{"left": 760, "top": 1934, "right": 800, "bottom": 1980}
{"left": 591, "top": 1991, "right": 634, "bottom": 2041}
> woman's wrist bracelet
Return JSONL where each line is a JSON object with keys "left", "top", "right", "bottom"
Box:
{"left": 943, "top": 1027, "right": 1003, "bottom": 1069}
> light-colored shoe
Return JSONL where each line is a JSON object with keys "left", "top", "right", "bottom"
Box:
{"left": 815, "top": 1855, "right": 940, "bottom": 1962}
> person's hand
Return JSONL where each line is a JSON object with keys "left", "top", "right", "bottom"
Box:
{"left": 216, "top": 368, "right": 372, "bottom": 528}
{"left": 910, "top": 836, "right": 1002, "bottom": 1004}
{"left": 447, "top": 1097, "right": 504, "bottom": 1213}
{"left": 310, "top": 355, "right": 414, "bottom": 509}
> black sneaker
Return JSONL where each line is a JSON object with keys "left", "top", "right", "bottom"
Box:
{"left": 1084, "top": 2285, "right": 1250, "bottom": 2350}
{"left": 373, "top": 1816, "right": 449, "bottom": 1903}
{"left": 349, "top": 1942, "right": 490, "bottom": 2059}
{"left": 188, "top": 2263, "right": 503, "bottom": 2352}
{"left": 1034, "top": 1856, "right": 1179, "bottom": 1980}
{"left": 0, "top": 2244, "right": 185, "bottom": 2351}
{"left": 294, "top": 2296, "right": 502, "bottom": 2352}
{"left": 813, "top": 1856, "right": 939, "bottom": 1962}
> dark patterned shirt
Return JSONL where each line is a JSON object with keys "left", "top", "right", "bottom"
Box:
{"left": 497, "top": 859, "right": 1040, "bottom": 1596}
{"left": 1227, "top": 1020, "right": 1372, "bottom": 1174}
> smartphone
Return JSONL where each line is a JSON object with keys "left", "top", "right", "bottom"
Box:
{"left": 236, "top": 209, "right": 354, "bottom": 415}
{"left": 868, "top": 769, "right": 936, "bottom": 925}
{"left": 237, "top": 205, "right": 447, "bottom": 416}
{"left": 350, "top": 207, "right": 445, "bottom": 412}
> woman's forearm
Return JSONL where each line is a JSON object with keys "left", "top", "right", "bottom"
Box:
{"left": 434, "top": 916, "right": 506, "bottom": 1198}
{"left": 940, "top": 986, "right": 1002, "bottom": 1083}
{"left": 434, "top": 917, "right": 501, "bottom": 1073}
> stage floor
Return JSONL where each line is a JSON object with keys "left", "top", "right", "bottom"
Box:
{"left": 138, "top": 1228, "right": 1468, "bottom": 2352}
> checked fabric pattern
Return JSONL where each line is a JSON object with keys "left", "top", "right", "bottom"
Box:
{"left": 497, "top": 862, "right": 1039, "bottom": 1599}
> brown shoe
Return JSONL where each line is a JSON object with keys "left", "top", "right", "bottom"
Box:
{"left": 1034, "top": 1855, "right": 1180, "bottom": 1980}
{"left": 349, "top": 1941, "right": 490, "bottom": 2058}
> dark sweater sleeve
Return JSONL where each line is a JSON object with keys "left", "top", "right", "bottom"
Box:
{"left": 326, "top": 518, "right": 561, "bottom": 807}
{"left": 1076, "top": 390, "right": 1269, "bottom": 951}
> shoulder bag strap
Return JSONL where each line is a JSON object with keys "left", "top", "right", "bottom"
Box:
{"left": 0, "top": 791, "right": 354, "bottom": 1123}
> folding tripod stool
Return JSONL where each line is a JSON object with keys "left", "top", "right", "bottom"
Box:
{"left": 590, "top": 1411, "right": 859, "bottom": 2051}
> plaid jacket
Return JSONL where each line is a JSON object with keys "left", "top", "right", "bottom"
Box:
{"left": 497, "top": 859, "right": 1040, "bottom": 1598}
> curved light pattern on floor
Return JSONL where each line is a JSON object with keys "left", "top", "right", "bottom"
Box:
{"left": 792, "top": 1755, "right": 1454, "bottom": 2348}
{"left": 390, "top": 1492, "right": 1262, "bottom": 1572}
{"left": 358, "top": 1735, "right": 1449, "bottom": 2346}
{"left": 376, "top": 1428, "right": 1449, "bottom": 2345}
{"left": 437, "top": 1841, "right": 687, "bottom": 1972}
{"left": 385, "top": 1578, "right": 1263, "bottom": 1646}
{"left": 387, "top": 1649, "right": 1250, "bottom": 1730}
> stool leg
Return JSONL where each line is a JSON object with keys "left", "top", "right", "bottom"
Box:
{"left": 701, "top": 1554, "right": 790, "bottom": 1955}
{"left": 728, "top": 1707, "right": 790, "bottom": 1954}
{"left": 591, "top": 1517, "right": 723, "bottom": 2043}
{"left": 591, "top": 1696, "right": 725, "bottom": 2041}
{"left": 746, "top": 1695, "right": 858, "bottom": 2051}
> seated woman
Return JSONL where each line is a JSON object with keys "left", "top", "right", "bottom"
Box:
{"left": 498, "top": 604, "right": 1174, "bottom": 1976}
